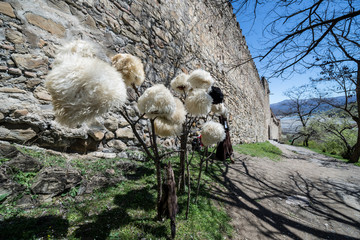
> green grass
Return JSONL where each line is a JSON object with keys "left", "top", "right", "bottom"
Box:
{"left": 17, "top": 147, "right": 68, "bottom": 168}
{"left": 0, "top": 148, "right": 233, "bottom": 239}
{"left": 234, "top": 141, "right": 283, "bottom": 161}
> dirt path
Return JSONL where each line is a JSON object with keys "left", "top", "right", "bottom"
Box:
{"left": 210, "top": 141, "right": 360, "bottom": 240}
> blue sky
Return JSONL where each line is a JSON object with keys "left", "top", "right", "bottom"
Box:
{"left": 234, "top": 5, "right": 321, "bottom": 104}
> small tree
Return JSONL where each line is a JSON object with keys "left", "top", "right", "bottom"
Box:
{"left": 283, "top": 84, "right": 322, "bottom": 146}
{"left": 46, "top": 40, "right": 227, "bottom": 238}
{"left": 312, "top": 62, "right": 360, "bottom": 163}
{"left": 310, "top": 111, "right": 357, "bottom": 159}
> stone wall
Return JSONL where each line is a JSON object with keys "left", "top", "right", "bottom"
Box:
{"left": 269, "top": 110, "right": 281, "bottom": 141}
{"left": 0, "top": 0, "right": 279, "bottom": 153}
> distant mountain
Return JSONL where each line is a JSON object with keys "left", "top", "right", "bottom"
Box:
{"left": 271, "top": 95, "right": 357, "bottom": 117}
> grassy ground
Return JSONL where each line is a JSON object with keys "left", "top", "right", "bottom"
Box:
{"left": 300, "top": 145, "right": 360, "bottom": 167}
{"left": 0, "top": 148, "right": 232, "bottom": 239}
{"left": 234, "top": 141, "right": 283, "bottom": 161}
{"left": 284, "top": 140, "right": 360, "bottom": 167}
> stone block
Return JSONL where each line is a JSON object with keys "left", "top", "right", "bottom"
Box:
{"left": 1, "top": 44, "right": 14, "bottom": 50}
{"left": 8, "top": 68, "right": 22, "bottom": 75}
{"left": 84, "top": 15, "right": 97, "bottom": 28}
{"left": 5, "top": 29, "right": 25, "bottom": 44}
{"left": 104, "top": 118, "right": 118, "bottom": 132}
{"left": 121, "top": 28, "right": 141, "bottom": 42}
{"left": 105, "top": 131, "right": 115, "bottom": 140}
{"left": 91, "top": 152, "right": 117, "bottom": 159}
{"left": 0, "top": 87, "right": 25, "bottom": 93}
{"left": 0, "top": 126, "right": 37, "bottom": 142}
{"left": 31, "top": 167, "right": 82, "bottom": 196}
{"left": 115, "top": 127, "right": 135, "bottom": 140}
{"left": 34, "top": 86, "right": 52, "bottom": 101}
{"left": 0, "top": 2, "right": 16, "bottom": 18}
{"left": 107, "top": 139, "right": 127, "bottom": 151}
{"left": 88, "top": 130, "right": 105, "bottom": 141}
{"left": 122, "top": 12, "right": 141, "bottom": 31}
{"left": 26, "top": 79, "right": 42, "bottom": 88}
{"left": 14, "top": 109, "right": 29, "bottom": 118}
{"left": 24, "top": 71, "right": 37, "bottom": 78}
{"left": 11, "top": 54, "right": 48, "bottom": 72}
{"left": 25, "top": 13, "right": 66, "bottom": 37}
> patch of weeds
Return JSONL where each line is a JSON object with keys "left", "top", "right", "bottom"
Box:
{"left": 234, "top": 141, "right": 283, "bottom": 161}
{"left": 0, "top": 157, "right": 10, "bottom": 165}
{"left": 71, "top": 157, "right": 126, "bottom": 179}
{"left": 17, "top": 147, "right": 67, "bottom": 168}
{"left": 13, "top": 171, "right": 37, "bottom": 188}
{"left": 0, "top": 204, "right": 25, "bottom": 218}
{"left": 0, "top": 193, "right": 10, "bottom": 202}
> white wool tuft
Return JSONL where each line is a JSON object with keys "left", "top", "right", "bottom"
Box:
{"left": 188, "top": 69, "right": 214, "bottom": 91}
{"left": 154, "top": 117, "right": 182, "bottom": 137}
{"left": 46, "top": 54, "right": 127, "bottom": 127}
{"left": 211, "top": 103, "right": 227, "bottom": 117}
{"left": 154, "top": 98, "right": 186, "bottom": 137}
{"left": 167, "top": 98, "right": 186, "bottom": 124}
{"left": 201, "top": 121, "right": 226, "bottom": 146}
{"left": 137, "top": 84, "right": 176, "bottom": 119}
{"left": 54, "top": 40, "right": 98, "bottom": 65}
{"left": 170, "top": 73, "right": 190, "bottom": 94}
{"left": 185, "top": 89, "right": 212, "bottom": 116}
{"left": 112, "top": 53, "right": 145, "bottom": 87}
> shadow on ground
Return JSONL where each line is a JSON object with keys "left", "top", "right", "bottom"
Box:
{"left": 206, "top": 156, "right": 360, "bottom": 240}
{"left": 73, "top": 187, "right": 168, "bottom": 240}
{"left": 0, "top": 215, "right": 69, "bottom": 240}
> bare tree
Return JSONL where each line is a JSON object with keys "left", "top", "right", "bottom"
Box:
{"left": 312, "top": 62, "right": 360, "bottom": 162}
{"left": 283, "top": 84, "right": 322, "bottom": 146}
{"left": 311, "top": 111, "right": 357, "bottom": 159}
{"left": 229, "top": 0, "right": 360, "bottom": 162}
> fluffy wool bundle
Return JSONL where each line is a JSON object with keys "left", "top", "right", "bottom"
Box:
{"left": 211, "top": 103, "right": 227, "bottom": 117}
{"left": 53, "top": 40, "right": 98, "bottom": 65}
{"left": 154, "top": 98, "right": 186, "bottom": 137}
{"left": 185, "top": 89, "right": 212, "bottom": 116}
{"left": 170, "top": 73, "right": 191, "bottom": 94}
{"left": 137, "top": 84, "right": 176, "bottom": 119}
{"left": 201, "top": 121, "right": 226, "bottom": 146}
{"left": 154, "top": 117, "right": 182, "bottom": 137}
{"left": 46, "top": 54, "right": 127, "bottom": 127}
{"left": 167, "top": 98, "right": 186, "bottom": 124}
{"left": 112, "top": 53, "right": 145, "bottom": 87}
{"left": 188, "top": 69, "right": 214, "bottom": 91}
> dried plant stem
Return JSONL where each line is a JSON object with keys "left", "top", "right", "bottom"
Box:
{"left": 185, "top": 150, "right": 195, "bottom": 220}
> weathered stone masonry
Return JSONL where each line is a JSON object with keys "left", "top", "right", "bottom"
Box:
{"left": 0, "top": 0, "right": 280, "bottom": 153}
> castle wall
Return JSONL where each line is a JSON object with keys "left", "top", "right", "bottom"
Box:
{"left": 0, "top": 0, "right": 279, "bottom": 152}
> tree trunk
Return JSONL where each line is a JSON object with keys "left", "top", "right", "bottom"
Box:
{"left": 195, "top": 158, "right": 204, "bottom": 204}
{"left": 303, "top": 135, "right": 310, "bottom": 147}
{"left": 185, "top": 152, "right": 191, "bottom": 220}
{"left": 349, "top": 63, "right": 360, "bottom": 163}
{"left": 349, "top": 125, "right": 360, "bottom": 163}
{"left": 291, "top": 135, "right": 302, "bottom": 145}
{"left": 195, "top": 148, "right": 207, "bottom": 203}
{"left": 155, "top": 157, "right": 163, "bottom": 220}
{"left": 150, "top": 119, "right": 163, "bottom": 220}
{"left": 178, "top": 124, "right": 187, "bottom": 192}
